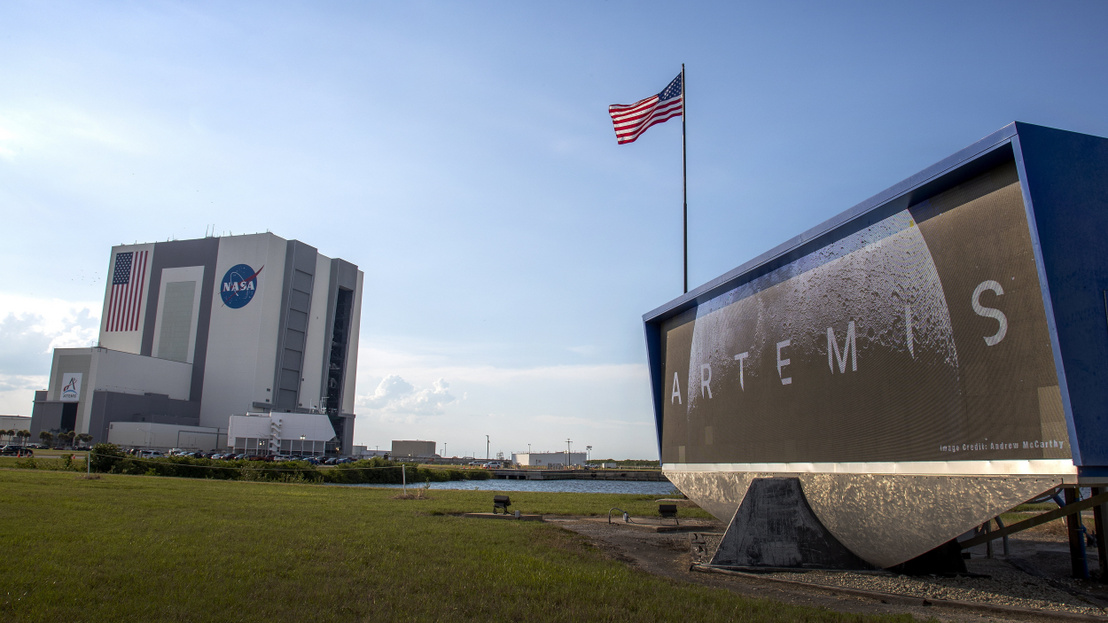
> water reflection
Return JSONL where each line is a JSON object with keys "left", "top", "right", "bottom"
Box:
{"left": 350, "top": 479, "right": 678, "bottom": 495}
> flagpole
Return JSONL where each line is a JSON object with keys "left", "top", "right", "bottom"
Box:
{"left": 681, "top": 63, "right": 688, "bottom": 294}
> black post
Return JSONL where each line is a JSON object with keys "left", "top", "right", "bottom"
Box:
{"left": 1066, "top": 487, "right": 1090, "bottom": 579}
{"left": 1093, "top": 486, "right": 1108, "bottom": 581}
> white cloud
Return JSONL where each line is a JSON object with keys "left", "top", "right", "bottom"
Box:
{"left": 352, "top": 339, "right": 659, "bottom": 459}
{"left": 0, "top": 104, "right": 150, "bottom": 161}
{"left": 359, "top": 374, "right": 457, "bottom": 419}
{"left": 0, "top": 293, "right": 100, "bottom": 415}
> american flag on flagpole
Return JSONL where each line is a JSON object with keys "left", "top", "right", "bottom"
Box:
{"left": 106, "top": 250, "right": 148, "bottom": 332}
{"left": 608, "top": 73, "right": 684, "bottom": 145}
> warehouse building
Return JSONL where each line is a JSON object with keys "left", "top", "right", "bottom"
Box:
{"left": 512, "top": 452, "right": 586, "bottom": 468}
{"left": 29, "top": 232, "right": 363, "bottom": 453}
{"left": 391, "top": 439, "right": 437, "bottom": 459}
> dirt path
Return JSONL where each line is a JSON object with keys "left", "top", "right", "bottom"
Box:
{"left": 551, "top": 516, "right": 1108, "bottom": 623}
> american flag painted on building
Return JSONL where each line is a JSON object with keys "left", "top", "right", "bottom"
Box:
{"left": 608, "top": 73, "right": 683, "bottom": 145}
{"left": 106, "top": 250, "right": 148, "bottom": 332}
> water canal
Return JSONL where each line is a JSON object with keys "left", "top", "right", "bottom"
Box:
{"left": 356, "top": 479, "right": 679, "bottom": 495}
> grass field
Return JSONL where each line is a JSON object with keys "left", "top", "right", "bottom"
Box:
{"left": 0, "top": 469, "right": 922, "bottom": 623}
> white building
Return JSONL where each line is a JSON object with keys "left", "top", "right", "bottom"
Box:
{"left": 107, "top": 421, "right": 224, "bottom": 451}
{"left": 227, "top": 412, "right": 335, "bottom": 456}
{"left": 0, "top": 415, "right": 32, "bottom": 432}
{"left": 512, "top": 452, "right": 587, "bottom": 468}
{"left": 30, "top": 233, "right": 363, "bottom": 453}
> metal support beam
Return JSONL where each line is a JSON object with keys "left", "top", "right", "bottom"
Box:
{"left": 960, "top": 489, "right": 1108, "bottom": 550}
{"left": 1093, "top": 486, "right": 1108, "bottom": 582}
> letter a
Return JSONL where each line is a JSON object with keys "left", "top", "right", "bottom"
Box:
{"left": 671, "top": 372, "right": 682, "bottom": 404}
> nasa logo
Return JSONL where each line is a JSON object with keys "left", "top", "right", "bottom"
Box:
{"left": 220, "top": 264, "right": 264, "bottom": 309}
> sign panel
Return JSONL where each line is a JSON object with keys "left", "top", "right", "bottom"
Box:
{"left": 60, "top": 373, "right": 82, "bottom": 403}
{"left": 661, "top": 162, "right": 1068, "bottom": 465}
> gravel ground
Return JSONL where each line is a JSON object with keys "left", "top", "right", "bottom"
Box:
{"left": 553, "top": 516, "right": 1108, "bottom": 622}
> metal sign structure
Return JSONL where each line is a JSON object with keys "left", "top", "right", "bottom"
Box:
{"left": 644, "top": 122, "right": 1108, "bottom": 568}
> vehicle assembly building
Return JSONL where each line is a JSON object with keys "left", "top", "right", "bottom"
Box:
{"left": 645, "top": 123, "right": 1108, "bottom": 570}
{"left": 30, "top": 232, "right": 363, "bottom": 453}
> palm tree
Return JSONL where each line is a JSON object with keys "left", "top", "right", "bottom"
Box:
{"left": 39, "top": 431, "right": 53, "bottom": 448}
{"left": 76, "top": 433, "right": 93, "bottom": 448}
{"left": 17, "top": 430, "right": 30, "bottom": 446}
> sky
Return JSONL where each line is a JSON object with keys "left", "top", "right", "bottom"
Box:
{"left": 2, "top": 1, "right": 1107, "bottom": 460}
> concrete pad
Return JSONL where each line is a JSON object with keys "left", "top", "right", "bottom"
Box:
{"left": 464, "top": 512, "right": 543, "bottom": 521}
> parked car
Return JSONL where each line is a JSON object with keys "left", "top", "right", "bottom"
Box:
{"left": 0, "top": 445, "right": 32, "bottom": 456}
{"left": 483, "top": 462, "right": 503, "bottom": 469}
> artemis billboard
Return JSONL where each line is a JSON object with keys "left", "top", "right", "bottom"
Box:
{"left": 644, "top": 123, "right": 1108, "bottom": 568}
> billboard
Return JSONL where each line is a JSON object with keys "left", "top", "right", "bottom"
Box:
{"left": 660, "top": 161, "right": 1069, "bottom": 468}
{"left": 60, "top": 373, "right": 82, "bottom": 403}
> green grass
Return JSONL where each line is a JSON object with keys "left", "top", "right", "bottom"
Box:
{"left": 0, "top": 470, "right": 921, "bottom": 623}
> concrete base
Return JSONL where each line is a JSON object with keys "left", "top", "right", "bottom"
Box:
{"left": 464, "top": 513, "right": 543, "bottom": 522}
{"left": 710, "top": 477, "right": 874, "bottom": 570}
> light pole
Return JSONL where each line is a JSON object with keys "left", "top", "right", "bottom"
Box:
{"left": 486, "top": 435, "right": 490, "bottom": 461}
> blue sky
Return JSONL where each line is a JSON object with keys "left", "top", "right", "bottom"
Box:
{"left": 2, "top": 1, "right": 1107, "bottom": 459}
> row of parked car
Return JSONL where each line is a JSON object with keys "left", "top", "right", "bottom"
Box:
{"left": 128, "top": 448, "right": 357, "bottom": 465}
{"left": 0, "top": 445, "right": 33, "bottom": 456}
{"left": 467, "top": 461, "right": 504, "bottom": 468}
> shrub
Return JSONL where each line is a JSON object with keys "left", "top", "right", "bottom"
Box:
{"left": 89, "top": 443, "right": 126, "bottom": 473}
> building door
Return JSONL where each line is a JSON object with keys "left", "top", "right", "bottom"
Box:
{"left": 60, "top": 402, "right": 77, "bottom": 432}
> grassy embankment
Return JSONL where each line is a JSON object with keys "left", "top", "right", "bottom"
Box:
{"left": 2, "top": 449, "right": 496, "bottom": 485}
{"left": 0, "top": 469, "right": 922, "bottom": 623}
